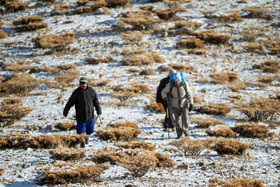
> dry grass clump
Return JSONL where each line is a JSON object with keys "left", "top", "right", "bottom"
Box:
{"left": 0, "top": 98, "right": 32, "bottom": 127}
{"left": 120, "top": 10, "right": 161, "bottom": 30}
{"left": 13, "top": 15, "right": 47, "bottom": 31}
{"left": 110, "top": 91, "right": 137, "bottom": 101}
{"left": 190, "top": 117, "right": 225, "bottom": 128}
{"left": 2, "top": 62, "right": 35, "bottom": 72}
{"left": 0, "top": 73, "right": 42, "bottom": 95}
{"left": 121, "top": 31, "right": 144, "bottom": 44}
{"left": 0, "top": 30, "right": 7, "bottom": 38}
{"left": 209, "top": 71, "right": 238, "bottom": 84}
{"left": 49, "top": 149, "right": 86, "bottom": 161}
{"left": 257, "top": 75, "right": 277, "bottom": 84}
{"left": 243, "top": 6, "right": 273, "bottom": 20}
{"left": 122, "top": 52, "right": 165, "bottom": 66}
{"left": 0, "top": 133, "right": 88, "bottom": 149}
{"left": 95, "top": 122, "right": 142, "bottom": 141}
{"left": 193, "top": 96, "right": 202, "bottom": 104}
{"left": 4, "top": 1, "right": 28, "bottom": 12}
{"left": 33, "top": 33, "right": 74, "bottom": 49}
{"left": 51, "top": 4, "right": 70, "bottom": 15}
{"left": 209, "top": 177, "right": 265, "bottom": 187}
{"left": 205, "top": 12, "right": 242, "bottom": 23}
{"left": 196, "top": 103, "right": 232, "bottom": 116}
{"left": 73, "top": 0, "right": 108, "bottom": 14}
{"left": 154, "top": 7, "right": 186, "bottom": 20}
{"left": 196, "top": 30, "right": 230, "bottom": 45}
{"left": 169, "top": 63, "right": 194, "bottom": 72}
{"left": 0, "top": 167, "right": 4, "bottom": 175}
{"left": 36, "top": 162, "right": 109, "bottom": 185}
{"left": 54, "top": 121, "right": 76, "bottom": 131}
{"left": 174, "top": 20, "right": 202, "bottom": 29}
{"left": 86, "top": 56, "right": 112, "bottom": 65}
{"left": 231, "top": 123, "right": 271, "bottom": 138}
{"left": 105, "top": 0, "right": 130, "bottom": 8}
{"left": 206, "top": 126, "right": 235, "bottom": 137}
{"left": 53, "top": 69, "right": 80, "bottom": 88}
{"left": 0, "top": 21, "right": 4, "bottom": 27}
{"left": 116, "top": 141, "right": 156, "bottom": 151}
{"left": 226, "top": 81, "right": 248, "bottom": 92}
{"left": 169, "top": 137, "right": 213, "bottom": 156}
{"left": 145, "top": 102, "right": 165, "bottom": 113}
{"left": 252, "top": 60, "right": 279, "bottom": 73}
{"left": 237, "top": 97, "right": 280, "bottom": 122}
{"left": 177, "top": 38, "right": 205, "bottom": 49}
{"left": 111, "top": 83, "right": 150, "bottom": 94}
{"left": 139, "top": 68, "right": 156, "bottom": 75}
{"left": 212, "top": 139, "right": 249, "bottom": 156}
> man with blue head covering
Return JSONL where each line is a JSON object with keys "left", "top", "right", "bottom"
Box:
{"left": 161, "top": 72, "right": 193, "bottom": 139}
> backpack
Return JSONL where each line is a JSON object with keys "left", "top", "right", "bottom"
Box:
{"left": 169, "top": 73, "right": 188, "bottom": 95}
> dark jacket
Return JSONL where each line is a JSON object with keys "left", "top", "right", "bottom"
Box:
{"left": 156, "top": 76, "right": 170, "bottom": 106}
{"left": 63, "top": 86, "right": 101, "bottom": 122}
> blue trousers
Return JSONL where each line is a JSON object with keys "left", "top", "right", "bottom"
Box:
{"left": 76, "top": 119, "right": 95, "bottom": 135}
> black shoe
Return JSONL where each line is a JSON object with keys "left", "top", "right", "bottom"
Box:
{"left": 80, "top": 142, "right": 85, "bottom": 148}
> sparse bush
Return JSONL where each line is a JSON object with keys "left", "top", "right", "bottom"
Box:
{"left": 177, "top": 38, "right": 205, "bottom": 49}
{"left": 54, "top": 121, "right": 76, "bottom": 131}
{"left": 122, "top": 52, "right": 165, "bottom": 66}
{"left": 206, "top": 126, "right": 235, "bottom": 137}
{"left": 237, "top": 97, "right": 280, "bottom": 122}
{"left": 4, "top": 1, "right": 28, "bottom": 12}
{"left": 108, "top": 121, "right": 139, "bottom": 129}
{"left": 155, "top": 7, "right": 186, "bottom": 20}
{"left": 33, "top": 33, "right": 75, "bottom": 49}
{"left": 243, "top": 6, "right": 273, "bottom": 20}
{"left": 145, "top": 102, "right": 165, "bottom": 113}
{"left": 86, "top": 56, "right": 112, "bottom": 64}
{"left": 212, "top": 139, "right": 249, "bottom": 155}
{"left": 252, "top": 60, "right": 279, "bottom": 73}
{"left": 49, "top": 149, "right": 86, "bottom": 161}
{"left": 174, "top": 20, "right": 202, "bottom": 29}
{"left": 226, "top": 81, "right": 248, "bottom": 92}
{"left": 210, "top": 71, "right": 238, "bottom": 84}
{"left": 36, "top": 162, "right": 109, "bottom": 185}
{"left": 121, "top": 30, "right": 144, "bottom": 43}
{"left": 196, "top": 103, "right": 232, "bottom": 116}
{"left": 116, "top": 141, "right": 156, "bottom": 151}
{"left": 169, "top": 63, "right": 194, "bottom": 72}
{"left": 0, "top": 21, "right": 4, "bottom": 27}
{"left": 0, "top": 73, "right": 42, "bottom": 95}
{"left": 0, "top": 167, "right": 4, "bottom": 175}
{"left": 193, "top": 96, "right": 202, "bottom": 104}
{"left": 190, "top": 117, "right": 225, "bottom": 128}
{"left": 0, "top": 98, "right": 32, "bottom": 127}
{"left": 0, "top": 30, "right": 7, "bottom": 38}
{"left": 216, "top": 12, "right": 242, "bottom": 23}
{"left": 209, "top": 177, "right": 265, "bottom": 187}
{"left": 13, "top": 15, "right": 48, "bottom": 31}
{"left": 194, "top": 30, "right": 230, "bottom": 45}
{"left": 231, "top": 123, "right": 271, "bottom": 138}
{"left": 3, "top": 62, "right": 35, "bottom": 72}
{"left": 139, "top": 68, "right": 156, "bottom": 75}
{"left": 169, "top": 137, "right": 213, "bottom": 156}
{"left": 110, "top": 91, "right": 137, "bottom": 101}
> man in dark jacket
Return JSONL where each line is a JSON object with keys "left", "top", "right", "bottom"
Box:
{"left": 63, "top": 77, "right": 102, "bottom": 148}
{"left": 156, "top": 69, "right": 176, "bottom": 131}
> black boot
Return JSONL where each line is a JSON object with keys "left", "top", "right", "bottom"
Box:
{"left": 80, "top": 142, "right": 85, "bottom": 148}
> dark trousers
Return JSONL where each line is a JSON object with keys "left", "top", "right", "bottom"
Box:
{"left": 76, "top": 119, "right": 95, "bottom": 135}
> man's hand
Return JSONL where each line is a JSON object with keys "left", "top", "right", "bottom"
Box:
{"left": 156, "top": 103, "right": 162, "bottom": 107}
{"left": 189, "top": 104, "right": 193, "bottom": 112}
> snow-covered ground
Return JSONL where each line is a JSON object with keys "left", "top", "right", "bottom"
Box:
{"left": 0, "top": 0, "right": 279, "bottom": 186}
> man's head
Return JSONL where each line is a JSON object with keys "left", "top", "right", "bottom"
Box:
{"left": 173, "top": 73, "right": 181, "bottom": 86}
{"left": 168, "top": 69, "right": 177, "bottom": 78}
{"left": 79, "top": 77, "right": 88, "bottom": 90}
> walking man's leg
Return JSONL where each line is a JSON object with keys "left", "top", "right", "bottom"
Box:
{"left": 85, "top": 119, "right": 95, "bottom": 144}
{"left": 181, "top": 105, "right": 189, "bottom": 136}
{"left": 77, "top": 121, "right": 87, "bottom": 148}
{"left": 173, "top": 107, "right": 183, "bottom": 139}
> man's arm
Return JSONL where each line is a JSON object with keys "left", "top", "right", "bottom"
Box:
{"left": 93, "top": 91, "right": 102, "bottom": 115}
{"left": 63, "top": 91, "right": 77, "bottom": 117}
{"left": 156, "top": 79, "right": 166, "bottom": 103}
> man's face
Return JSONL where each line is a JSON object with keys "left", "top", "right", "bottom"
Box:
{"left": 174, "top": 80, "right": 181, "bottom": 86}
{"left": 80, "top": 82, "right": 87, "bottom": 90}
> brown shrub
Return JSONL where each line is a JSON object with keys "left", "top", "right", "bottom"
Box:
{"left": 169, "top": 63, "right": 194, "bottom": 72}
{"left": 36, "top": 162, "right": 109, "bottom": 185}
{"left": 3, "top": 62, "right": 35, "bottom": 72}
{"left": 14, "top": 22, "right": 48, "bottom": 31}
{"left": 231, "top": 123, "right": 271, "bottom": 138}
{"left": 194, "top": 30, "right": 230, "bottom": 45}
{"left": 33, "top": 33, "right": 75, "bottom": 49}
{"left": 177, "top": 38, "right": 205, "bottom": 49}
{"left": 86, "top": 56, "right": 112, "bottom": 64}
{"left": 0, "top": 98, "right": 32, "bottom": 127}
{"left": 174, "top": 20, "right": 202, "bottom": 29}
{"left": 193, "top": 96, "right": 202, "bottom": 104}
{"left": 216, "top": 12, "right": 242, "bottom": 23}
{"left": 0, "top": 21, "right": 4, "bottom": 27}
{"left": 243, "top": 43, "right": 265, "bottom": 54}
{"left": 237, "top": 97, "right": 280, "bottom": 121}
{"left": 209, "top": 177, "right": 265, "bottom": 187}
{"left": 252, "top": 60, "right": 279, "bottom": 73}
{"left": 0, "top": 133, "right": 88, "bottom": 149}
{"left": 226, "top": 81, "right": 248, "bottom": 92}
{"left": 206, "top": 126, "right": 235, "bottom": 137}
{"left": 196, "top": 103, "right": 232, "bottom": 116}
{"left": 116, "top": 141, "right": 156, "bottom": 151}
{"left": 108, "top": 121, "right": 139, "bottom": 129}
{"left": 145, "top": 102, "right": 165, "bottom": 113}
{"left": 121, "top": 31, "right": 144, "bottom": 43}
{"left": 210, "top": 71, "right": 238, "bottom": 84}
{"left": 54, "top": 121, "right": 76, "bottom": 131}
{"left": 51, "top": 4, "right": 70, "bottom": 15}
{"left": 122, "top": 52, "right": 165, "bottom": 66}
{"left": 212, "top": 139, "right": 249, "bottom": 155}
{"left": 0, "top": 167, "right": 4, "bottom": 175}
{"left": 154, "top": 7, "right": 186, "bottom": 20}
{"left": 243, "top": 6, "right": 273, "bottom": 20}
{"left": 13, "top": 15, "right": 43, "bottom": 25}
{"left": 110, "top": 91, "right": 137, "bottom": 101}
{"left": 49, "top": 149, "right": 86, "bottom": 161}
{"left": 120, "top": 10, "right": 161, "bottom": 30}
{"left": 257, "top": 75, "right": 277, "bottom": 84}
{"left": 51, "top": 69, "right": 80, "bottom": 88}
{"left": 190, "top": 117, "right": 225, "bottom": 128}
{"left": 5, "top": 1, "right": 28, "bottom": 12}
{"left": 139, "top": 68, "right": 156, "bottom": 75}
{"left": 106, "top": 0, "right": 130, "bottom": 8}
{"left": 0, "top": 30, "right": 7, "bottom": 38}
{"left": 0, "top": 73, "right": 42, "bottom": 95}
{"left": 169, "top": 137, "right": 213, "bottom": 156}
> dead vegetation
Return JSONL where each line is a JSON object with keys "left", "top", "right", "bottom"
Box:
{"left": 0, "top": 98, "right": 32, "bottom": 127}
{"left": 196, "top": 103, "right": 232, "bottom": 116}
{"left": 86, "top": 56, "right": 112, "bottom": 65}
{"left": 210, "top": 71, "right": 238, "bottom": 84}
{"left": 190, "top": 117, "right": 225, "bottom": 128}
{"left": 252, "top": 60, "right": 279, "bottom": 73}
{"left": 145, "top": 102, "right": 165, "bottom": 113}
{"left": 54, "top": 121, "right": 76, "bottom": 131}
{"left": 154, "top": 7, "right": 186, "bottom": 20}
{"left": 208, "top": 12, "right": 243, "bottom": 23}
{"left": 177, "top": 38, "right": 205, "bottom": 49}
{"left": 139, "top": 68, "right": 156, "bottom": 75}
{"left": 231, "top": 123, "right": 271, "bottom": 138}
{"left": 209, "top": 177, "right": 265, "bottom": 187}
{"left": 0, "top": 30, "right": 7, "bottom": 38}
{"left": 206, "top": 126, "right": 235, "bottom": 137}
{"left": 237, "top": 97, "right": 280, "bottom": 122}
{"left": 212, "top": 139, "right": 249, "bottom": 156}
{"left": 13, "top": 15, "right": 48, "bottom": 31}
{"left": 169, "top": 137, "right": 213, "bottom": 156}
{"left": 3, "top": 0, "right": 28, "bottom": 12}
{"left": 243, "top": 6, "right": 273, "bottom": 20}
{"left": 33, "top": 33, "right": 75, "bottom": 49}
{"left": 116, "top": 141, "right": 156, "bottom": 151}
{"left": 0, "top": 167, "right": 4, "bottom": 175}
{"left": 95, "top": 121, "right": 142, "bottom": 141}
{"left": 36, "top": 162, "right": 109, "bottom": 185}
{"left": 49, "top": 149, "right": 86, "bottom": 161}
{"left": 0, "top": 133, "right": 88, "bottom": 149}
{"left": 0, "top": 73, "right": 42, "bottom": 96}
{"left": 122, "top": 51, "right": 165, "bottom": 66}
